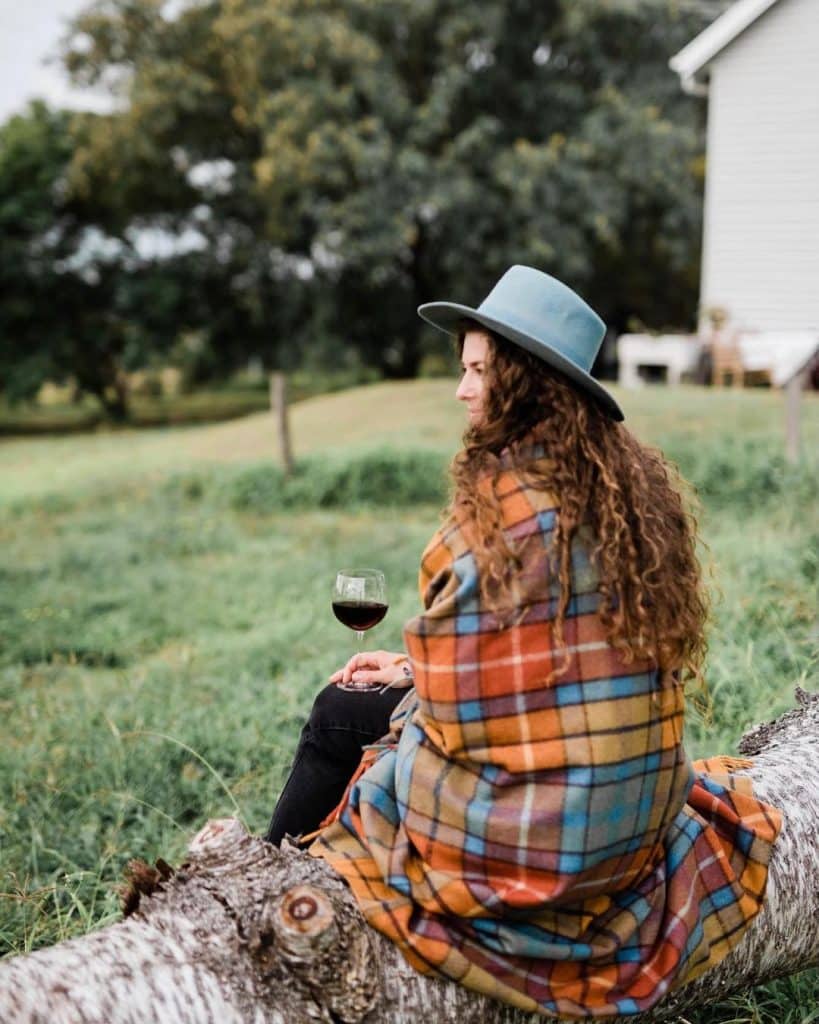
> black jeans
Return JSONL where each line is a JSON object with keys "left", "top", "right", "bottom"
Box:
{"left": 265, "top": 683, "right": 407, "bottom": 845}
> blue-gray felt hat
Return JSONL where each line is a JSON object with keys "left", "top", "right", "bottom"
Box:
{"left": 417, "top": 264, "right": 623, "bottom": 421}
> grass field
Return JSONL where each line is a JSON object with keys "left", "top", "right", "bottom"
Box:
{"left": 1, "top": 380, "right": 817, "bottom": 1022}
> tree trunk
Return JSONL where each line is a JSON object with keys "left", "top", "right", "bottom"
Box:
{"left": 1, "top": 689, "right": 817, "bottom": 1024}
{"left": 76, "top": 353, "right": 130, "bottom": 423}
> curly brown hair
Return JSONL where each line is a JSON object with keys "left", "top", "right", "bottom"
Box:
{"left": 450, "top": 319, "right": 710, "bottom": 691}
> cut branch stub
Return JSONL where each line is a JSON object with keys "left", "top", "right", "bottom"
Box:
{"left": 188, "top": 817, "right": 248, "bottom": 857}
{"left": 275, "top": 885, "right": 337, "bottom": 954}
{"left": 266, "top": 880, "right": 379, "bottom": 1023}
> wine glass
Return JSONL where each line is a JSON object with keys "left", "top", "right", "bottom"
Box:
{"left": 332, "top": 568, "right": 388, "bottom": 691}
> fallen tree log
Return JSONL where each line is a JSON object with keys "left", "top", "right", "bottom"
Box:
{"left": 1, "top": 688, "right": 817, "bottom": 1024}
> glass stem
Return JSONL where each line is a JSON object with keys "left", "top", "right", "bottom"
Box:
{"left": 356, "top": 630, "right": 364, "bottom": 652}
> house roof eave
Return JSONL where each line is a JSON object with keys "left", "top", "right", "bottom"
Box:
{"left": 669, "top": 0, "right": 782, "bottom": 85}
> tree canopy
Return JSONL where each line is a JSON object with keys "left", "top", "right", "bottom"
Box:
{"left": 0, "top": 0, "right": 729, "bottom": 412}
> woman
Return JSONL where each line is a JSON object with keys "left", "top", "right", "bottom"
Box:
{"left": 266, "top": 266, "right": 780, "bottom": 1018}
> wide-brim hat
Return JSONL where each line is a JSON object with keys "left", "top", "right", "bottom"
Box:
{"left": 417, "top": 264, "right": 624, "bottom": 421}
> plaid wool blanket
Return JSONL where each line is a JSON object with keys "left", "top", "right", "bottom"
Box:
{"left": 312, "top": 453, "right": 781, "bottom": 1017}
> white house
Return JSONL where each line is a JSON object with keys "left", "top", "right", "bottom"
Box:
{"left": 669, "top": 0, "right": 819, "bottom": 335}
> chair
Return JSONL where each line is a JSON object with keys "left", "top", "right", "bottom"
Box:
{"left": 710, "top": 328, "right": 745, "bottom": 388}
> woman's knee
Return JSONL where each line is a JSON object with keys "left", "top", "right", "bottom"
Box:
{"left": 309, "top": 683, "right": 375, "bottom": 731}
{"left": 307, "top": 683, "right": 399, "bottom": 742}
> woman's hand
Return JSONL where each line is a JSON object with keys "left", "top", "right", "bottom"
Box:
{"left": 329, "top": 650, "right": 414, "bottom": 690}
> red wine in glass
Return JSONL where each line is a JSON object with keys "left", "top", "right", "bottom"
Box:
{"left": 332, "top": 569, "right": 388, "bottom": 690}
{"left": 332, "top": 600, "right": 388, "bottom": 632}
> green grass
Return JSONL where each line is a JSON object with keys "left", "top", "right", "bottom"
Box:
{"left": 4, "top": 378, "right": 815, "bottom": 507}
{"left": 1, "top": 382, "right": 817, "bottom": 1020}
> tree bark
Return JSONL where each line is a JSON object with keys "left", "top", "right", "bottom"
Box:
{"left": 1, "top": 689, "right": 817, "bottom": 1024}
{"left": 77, "top": 365, "right": 130, "bottom": 423}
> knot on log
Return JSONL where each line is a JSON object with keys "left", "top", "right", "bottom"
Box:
{"left": 274, "top": 886, "right": 337, "bottom": 954}
{"left": 246, "top": 882, "right": 380, "bottom": 1022}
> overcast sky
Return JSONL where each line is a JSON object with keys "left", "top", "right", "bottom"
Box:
{"left": 0, "top": 0, "right": 109, "bottom": 125}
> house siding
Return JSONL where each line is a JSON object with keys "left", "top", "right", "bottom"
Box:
{"left": 700, "top": 0, "right": 819, "bottom": 331}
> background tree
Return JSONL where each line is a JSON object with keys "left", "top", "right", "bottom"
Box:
{"left": 0, "top": 102, "right": 193, "bottom": 419}
{"left": 2, "top": 0, "right": 732, "bottom": 411}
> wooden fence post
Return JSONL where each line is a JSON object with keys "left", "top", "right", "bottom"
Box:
{"left": 270, "top": 372, "right": 295, "bottom": 477}
{"left": 784, "top": 368, "right": 804, "bottom": 466}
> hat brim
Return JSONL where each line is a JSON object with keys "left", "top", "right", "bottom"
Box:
{"left": 417, "top": 301, "right": 624, "bottom": 422}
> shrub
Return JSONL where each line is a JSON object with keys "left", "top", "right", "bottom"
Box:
{"left": 225, "top": 449, "right": 448, "bottom": 513}
{"left": 165, "top": 438, "right": 818, "bottom": 518}
{"left": 660, "top": 436, "right": 817, "bottom": 511}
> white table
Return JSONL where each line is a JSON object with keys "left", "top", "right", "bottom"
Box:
{"left": 616, "top": 334, "right": 702, "bottom": 388}
{"left": 734, "top": 332, "right": 818, "bottom": 387}
{"left": 617, "top": 331, "right": 818, "bottom": 389}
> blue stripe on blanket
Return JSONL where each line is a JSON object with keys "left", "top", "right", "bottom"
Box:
{"left": 556, "top": 672, "right": 656, "bottom": 707}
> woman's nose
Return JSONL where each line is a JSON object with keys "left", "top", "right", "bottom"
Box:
{"left": 456, "top": 375, "right": 471, "bottom": 401}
